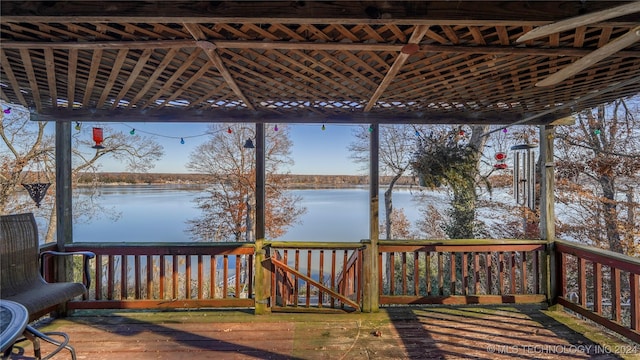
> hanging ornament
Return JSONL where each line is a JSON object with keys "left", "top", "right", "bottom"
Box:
{"left": 274, "top": 124, "right": 279, "bottom": 131}
{"left": 180, "top": 138, "right": 185, "bottom": 144}
{"left": 227, "top": 127, "right": 232, "bottom": 134}
{"left": 130, "top": 129, "right": 136, "bottom": 135}
{"left": 92, "top": 127, "right": 105, "bottom": 149}
{"left": 22, "top": 183, "right": 51, "bottom": 208}
{"left": 493, "top": 152, "right": 508, "bottom": 169}
{"left": 74, "top": 122, "right": 81, "bottom": 131}
{"left": 21, "top": 149, "right": 51, "bottom": 208}
{"left": 321, "top": 124, "right": 326, "bottom": 131}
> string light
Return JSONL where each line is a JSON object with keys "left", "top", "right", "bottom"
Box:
{"left": 274, "top": 124, "right": 279, "bottom": 131}
{"left": 3, "top": 107, "right": 11, "bottom": 114}
{"left": 180, "top": 138, "right": 185, "bottom": 144}
{"left": 502, "top": 128, "right": 508, "bottom": 133}
{"left": 321, "top": 124, "right": 326, "bottom": 131}
{"left": 227, "top": 127, "right": 232, "bottom": 134}
{"left": 368, "top": 125, "right": 374, "bottom": 132}
{"left": 74, "top": 122, "right": 81, "bottom": 131}
{"left": 594, "top": 129, "right": 601, "bottom": 135}
{"left": 130, "top": 129, "right": 136, "bottom": 135}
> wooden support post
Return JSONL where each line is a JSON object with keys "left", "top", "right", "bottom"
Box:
{"left": 253, "top": 123, "right": 271, "bottom": 314}
{"left": 362, "top": 123, "right": 379, "bottom": 312}
{"left": 55, "top": 120, "right": 73, "bottom": 249}
{"left": 55, "top": 121, "right": 73, "bottom": 286}
{"left": 539, "top": 125, "right": 556, "bottom": 305}
{"left": 53, "top": 120, "right": 74, "bottom": 315}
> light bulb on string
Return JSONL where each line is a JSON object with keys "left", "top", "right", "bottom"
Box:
{"left": 594, "top": 129, "right": 601, "bottom": 135}
{"left": 3, "top": 107, "right": 11, "bottom": 114}
{"left": 74, "top": 122, "right": 81, "bottom": 131}
{"left": 274, "top": 124, "right": 279, "bottom": 131}
{"left": 180, "top": 138, "right": 185, "bottom": 144}
{"left": 502, "top": 128, "right": 508, "bottom": 133}
{"left": 227, "top": 127, "right": 232, "bottom": 134}
{"left": 321, "top": 124, "right": 326, "bottom": 131}
{"left": 368, "top": 125, "right": 374, "bottom": 133}
{"left": 415, "top": 130, "right": 420, "bottom": 137}
{"left": 130, "top": 129, "right": 136, "bottom": 135}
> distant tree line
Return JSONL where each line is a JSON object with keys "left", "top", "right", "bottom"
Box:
{"left": 76, "top": 172, "right": 420, "bottom": 188}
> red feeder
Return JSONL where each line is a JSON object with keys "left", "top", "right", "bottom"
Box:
{"left": 92, "top": 127, "right": 105, "bottom": 149}
{"left": 494, "top": 152, "right": 507, "bottom": 161}
{"left": 493, "top": 163, "right": 508, "bottom": 170}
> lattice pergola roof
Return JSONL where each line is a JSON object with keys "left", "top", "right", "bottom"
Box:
{"left": 1, "top": 1, "right": 639, "bottom": 125}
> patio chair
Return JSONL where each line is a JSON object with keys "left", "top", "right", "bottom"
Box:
{"left": 0, "top": 212, "right": 94, "bottom": 321}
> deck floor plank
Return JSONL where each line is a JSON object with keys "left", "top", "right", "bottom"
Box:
{"left": 5, "top": 305, "right": 636, "bottom": 360}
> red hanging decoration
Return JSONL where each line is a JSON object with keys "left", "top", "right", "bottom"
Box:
{"left": 493, "top": 152, "right": 507, "bottom": 169}
{"left": 92, "top": 127, "right": 105, "bottom": 149}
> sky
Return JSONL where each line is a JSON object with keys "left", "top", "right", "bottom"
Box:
{"left": 97, "top": 122, "right": 364, "bottom": 175}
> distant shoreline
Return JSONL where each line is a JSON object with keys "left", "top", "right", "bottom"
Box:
{"left": 76, "top": 172, "right": 420, "bottom": 188}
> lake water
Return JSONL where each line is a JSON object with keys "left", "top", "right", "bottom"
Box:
{"left": 72, "top": 185, "right": 432, "bottom": 243}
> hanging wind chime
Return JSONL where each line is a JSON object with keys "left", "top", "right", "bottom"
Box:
{"left": 511, "top": 144, "right": 537, "bottom": 210}
{"left": 21, "top": 150, "right": 51, "bottom": 208}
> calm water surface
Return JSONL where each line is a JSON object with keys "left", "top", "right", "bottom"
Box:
{"left": 72, "top": 185, "right": 426, "bottom": 243}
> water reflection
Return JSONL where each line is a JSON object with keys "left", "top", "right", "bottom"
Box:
{"left": 73, "top": 185, "right": 423, "bottom": 243}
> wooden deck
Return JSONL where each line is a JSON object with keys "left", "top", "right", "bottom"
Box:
{"left": 6, "top": 305, "right": 638, "bottom": 360}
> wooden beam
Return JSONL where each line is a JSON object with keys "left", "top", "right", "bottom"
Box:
{"left": 2, "top": 1, "right": 636, "bottom": 26}
{"left": 365, "top": 25, "right": 430, "bottom": 111}
{"left": 184, "top": 24, "right": 255, "bottom": 110}
{"left": 19, "top": 48, "right": 43, "bottom": 112}
{"left": 4, "top": 39, "right": 639, "bottom": 58}
{"left": 31, "top": 108, "right": 568, "bottom": 125}
{"left": 0, "top": 52, "right": 27, "bottom": 106}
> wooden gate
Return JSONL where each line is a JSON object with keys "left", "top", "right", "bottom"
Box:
{"left": 267, "top": 243, "right": 363, "bottom": 313}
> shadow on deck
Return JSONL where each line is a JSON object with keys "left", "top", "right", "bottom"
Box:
{"left": 6, "top": 304, "right": 638, "bottom": 360}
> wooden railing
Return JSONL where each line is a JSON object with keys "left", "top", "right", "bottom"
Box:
{"left": 555, "top": 239, "right": 640, "bottom": 343}
{"left": 378, "top": 239, "right": 548, "bottom": 305}
{"left": 267, "top": 241, "right": 363, "bottom": 312}
{"left": 38, "top": 238, "right": 640, "bottom": 345}
{"left": 62, "top": 242, "right": 255, "bottom": 309}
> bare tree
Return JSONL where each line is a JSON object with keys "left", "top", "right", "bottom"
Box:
{"left": 349, "top": 125, "right": 416, "bottom": 240}
{"left": 555, "top": 98, "right": 640, "bottom": 255}
{"left": 1, "top": 101, "right": 164, "bottom": 242}
{"left": 186, "top": 123, "right": 305, "bottom": 242}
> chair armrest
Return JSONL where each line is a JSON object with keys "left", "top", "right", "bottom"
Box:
{"left": 40, "top": 251, "right": 96, "bottom": 289}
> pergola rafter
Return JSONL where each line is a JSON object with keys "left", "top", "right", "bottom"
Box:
{"left": 1, "top": 1, "right": 638, "bottom": 125}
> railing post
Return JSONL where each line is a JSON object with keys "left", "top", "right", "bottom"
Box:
{"left": 254, "top": 238, "right": 271, "bottom": 314}
{"left": 539, "top": 125, "right": 557, "bottom": 306}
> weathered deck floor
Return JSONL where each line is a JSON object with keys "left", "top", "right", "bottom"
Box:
{"left": 6, "top": 304, "right": 639, "bottom": 360}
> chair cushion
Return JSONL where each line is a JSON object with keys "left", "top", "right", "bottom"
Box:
{"left": 1, "top": 280, "right": 86, "bottom": 317}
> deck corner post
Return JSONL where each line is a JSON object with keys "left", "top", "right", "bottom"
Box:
{"left": 362, "top": 123, "right": 380, "bottom": 313}
{"left": 539, "top": 124, "right": 556, "bottom": 305}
